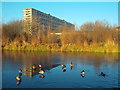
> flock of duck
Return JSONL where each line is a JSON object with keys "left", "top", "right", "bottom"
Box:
{"left": 15, "top": 62, "right": 106, "bottom": 85}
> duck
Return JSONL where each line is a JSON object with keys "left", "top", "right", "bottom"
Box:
{"left": 70, "top": 62, "right": 73, "bottom": 66}
{"left": 61, "top": 64, "right": 66, "bottom": 67}
{"left": 100, "top": 72, "right": 106, "bottom": 76}
{"left": 39, "top": 74, "right": 45, "bottom": 78}
{"left": 81, "top": 70, "right": 85, "bottom": 74}
{"left": 32, "top": 64, "right": 36, "bottom": 70}
{"left": 18, "top": 73, "right": 22, "bottom": 77}
{"left": 16, "top": 76, "right": 21, "bottom": 81}
{"left": 39, "top": 64, "right": 42, "bottom": 68}
{"left": 39, "top": 70, "right": 45, "bottom": 74}
{"left": 18, "top": 69, "right": 22, "bottom": 73}
{"left": 39, "top": 64, "right": 43, "bottom": 70}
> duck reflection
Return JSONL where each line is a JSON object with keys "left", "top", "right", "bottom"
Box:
{"left": 70, "top": 62, "right": 73, "bottom": 70}
{"left": 16, "top": 69, "right": 22, "bottom": 85}
{"left": 39, "top": 74, "right": 45, "bottom": 78}
{"left": 62, "top": 69, "right": 66, "bottom": 72}
{"left": 70, "top": 66, "right": 73, "bottom": 70}
{"left": 16, "top": 80, "right": 21, "bottom": 85}
{"left": 62, "top": 66, "right": 65, "bottom": 69}
{"left": 100, "top": 72, "right": 106, "bottom": 77}
{"left": 32, "top": 69, "right": 36, "bottom": 73}
{"left": 18, "top": 73, "right": 22, "bottom": 77}
{"left": 81, "top": 74, "right": 85, "bottom": 77}
{"left": 70, "top": 62, "right": 73, "bottom": 66}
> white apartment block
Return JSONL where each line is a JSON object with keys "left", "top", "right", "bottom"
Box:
{"left": 23, "top": 8, "right": 74, "bottom": 34}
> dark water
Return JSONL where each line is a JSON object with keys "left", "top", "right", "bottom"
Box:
{"left": 2, "top": 51, "right": 119, "bottom": 88}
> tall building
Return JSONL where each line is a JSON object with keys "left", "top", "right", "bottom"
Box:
{"left": 23, "top": 8, "right": 74, "bottom": 34}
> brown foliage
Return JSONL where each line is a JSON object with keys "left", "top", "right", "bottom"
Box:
{"left": 2, "top": 19, "right": 118, "bottom": 49}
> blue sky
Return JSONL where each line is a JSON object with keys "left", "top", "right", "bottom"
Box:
{"left": 1, "top": 0, "right": 119, "bottom": 2}
{"left": 2, "top": 2, "right": 118, "bottom": 26}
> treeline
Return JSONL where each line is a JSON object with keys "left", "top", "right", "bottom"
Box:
{"left": 2, "top": 20, "right": 119, "bottom": 52}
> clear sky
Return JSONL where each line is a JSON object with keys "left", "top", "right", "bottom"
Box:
{"left": 2, "top": 2, "right": 118, "bottom": 27}
{"left": 1, "top": 0, "right": 119, "bottom": 2}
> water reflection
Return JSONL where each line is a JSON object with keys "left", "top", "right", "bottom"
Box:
{"left": 16, "top": 72, "right": 22, "bottom": 85}
{"left": 80, "top": 74, "right": 85, "bottom": 77}
{"left": 70, "top": 66, "right": 73, "bottom": 70}
{"left": 2, "top": 51, "right": 119, "bottom": 88}
{"left": 24, "top": 63, "right": 60, "bottom": 77}
{"left": 100, "top": 72, "right": 106, "bottom": 77}
{"left": 62, "top": 69, "right": 66, "bottom": 72}
{"left": 15, "top": 63, "right": 61, "bottom": 85}
{"left": 2, "top": 51, "right": 118, "bottom": 75}
{"left": 39, "top": 74, "right": 45, "bottom": 78}
{"left": 16, "top": 80, "right": 21, "bottom": 85}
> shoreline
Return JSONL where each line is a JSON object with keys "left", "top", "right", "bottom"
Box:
{"left": 2, "top": 44, "right": 119, "bottom": 53}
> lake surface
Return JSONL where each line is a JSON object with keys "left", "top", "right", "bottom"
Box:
{"left": 2, "top": 51, "right": 119, "bottom": 88}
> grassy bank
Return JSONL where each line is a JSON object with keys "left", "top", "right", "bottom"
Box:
{"left": 2, "top": 43, "right": 119, "bottom": 53}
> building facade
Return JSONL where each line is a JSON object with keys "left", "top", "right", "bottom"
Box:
{"left": 23, "top": 8, "right": 74, "bottom": 34}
